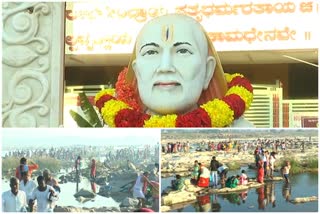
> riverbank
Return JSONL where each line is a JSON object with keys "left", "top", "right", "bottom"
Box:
{"left": 161, "top": 149, "right": 318, "bottom": 177}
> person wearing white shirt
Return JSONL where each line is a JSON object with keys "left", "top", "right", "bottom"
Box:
{"left": 29, "top": 175, "right": 58, "bottom": 212}
{"left": 19, "top": 172, "right": 37, "bottom": 208}
{"left": 2, "top": 177, "right": 28, "bottom": 212}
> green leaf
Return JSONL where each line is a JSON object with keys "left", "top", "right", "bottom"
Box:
{"left": 69, "top": 110, "right": 93, "bottom": 127}
{"left": 78, "top": 92, "right": 103, "bottom": 127}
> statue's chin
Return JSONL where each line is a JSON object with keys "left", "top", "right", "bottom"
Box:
{"left": 146, "top": 104, "right": 198, "bottom": 116}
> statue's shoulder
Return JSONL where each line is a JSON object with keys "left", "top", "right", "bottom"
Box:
{"left": 230, "top": 116, "right": 255, "bottom": 128}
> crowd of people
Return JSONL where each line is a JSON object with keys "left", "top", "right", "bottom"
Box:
{"left": 171, "top": 149, "right": 292, "bottom": 193}
{"left": 4, "top": 144, "right": 159, "bottom": 164}
{"left": 162, "top": 137, "right": 313, "bottom": 155}
{"left": 2, "top": 157, "right": 60, "bottom": 212}
{"left": 2, "top": 143, "right": 160, "bottom": 212}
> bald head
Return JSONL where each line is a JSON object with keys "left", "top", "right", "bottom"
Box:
{"left": 131, "top": 14, "right": 216, "bottom": 115}
{"left": 135, "top": 14, "right": 209, "bottom": 59}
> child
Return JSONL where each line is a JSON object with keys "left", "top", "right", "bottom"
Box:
{"left": 239, "top": 170, "right": 248, "bottom": 185}
{"left": 191, "top": 160, "right": 199, "bottom": 185}
{"left": 282, "top": 161, "right": 291, "bottom": 183}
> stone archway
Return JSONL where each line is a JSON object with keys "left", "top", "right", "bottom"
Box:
{"left": 2, "top": 2, "right": 65, "bottom": 127}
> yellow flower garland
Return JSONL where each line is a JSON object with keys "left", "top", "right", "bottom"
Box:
{"left": 144, "top": 114, "right": 177, "bottom": 127}
{"left": 95, "top": 73, "right": 253, "bottom": 127}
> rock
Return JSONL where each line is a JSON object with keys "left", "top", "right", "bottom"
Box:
{"left": 95, "top": 177, "right": 107, "bottom": 186}
{"left": 58, "top": 175, "right": 67, "bottom": 184}
{"left": 290, "top": 196, "right": 318, "bottom": 204}
{"left": 120, "top": 197, "right": 139, "bottom": 207}
{"left": 73, "top": 188, "right": 96, "bottom": 198}
{"left": 209, "top": 185, "right": 250, "bottom": 194}
{"left": 54, "top": 206, "right": 84, "bottom": 212}
{"left": 162, "top": 190, "right": 197, "bottom": 206}
{"left": 161, "top": 206, "right": 171, "bottom": 212}
{"left": 98, "top": 185, "right": 112, "bottom": 196}
{"left": 54, "top": 206, "right": 121, "bottom": 212}
{"left": 76, "top": 196, "right": 91, "bottom": 203}
{"left": 95, "top": 206, "right": 121, "bottom": 212}
{"left": 120, "top": 207, "right": 136, "bottom": 212}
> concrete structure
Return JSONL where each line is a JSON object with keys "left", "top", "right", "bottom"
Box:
{"left": 2, "top": 2, "right": 65, "bottom": 127}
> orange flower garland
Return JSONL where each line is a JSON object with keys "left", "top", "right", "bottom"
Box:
{"left": 95, "top": 68, "right": 253, "bottom": 127}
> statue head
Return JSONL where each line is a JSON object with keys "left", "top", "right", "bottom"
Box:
{"left": 126, "top": 14, "right": 227, "bottom": 115}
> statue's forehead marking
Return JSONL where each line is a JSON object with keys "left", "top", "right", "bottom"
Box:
{"left": 161, "top": 25, "right": 174, "bottom": 43}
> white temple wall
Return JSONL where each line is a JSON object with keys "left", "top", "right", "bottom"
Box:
{"left": 2, "top": 2, "right": 65, "bottom": 127}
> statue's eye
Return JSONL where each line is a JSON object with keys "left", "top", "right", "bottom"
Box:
{"left": 177, "top": 48, "right": 192, "bottom": 54}
{"left": 143, "top": 50, "right": 158, "bottom": 56}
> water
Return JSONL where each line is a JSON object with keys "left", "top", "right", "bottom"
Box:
{"left": 2, "top": 178, "right": 119, "bottom": 208}
{"left": 162, "top": 170, "right": 318, "bottom": 212}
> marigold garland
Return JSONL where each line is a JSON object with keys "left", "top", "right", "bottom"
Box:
{"left": 95, "top": 70, "right": 253, "bottom": 127}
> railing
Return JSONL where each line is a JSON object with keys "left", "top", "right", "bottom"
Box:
{"left": 64, "top": 84, "right": 318, "bottom": 128}
{"left": 244, "top": 84, "right": 282, "bottom": 128}
{"left": 282, "top": 100, "right": 318, "bottom": 127}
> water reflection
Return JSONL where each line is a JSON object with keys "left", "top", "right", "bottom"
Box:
{"left": 164, "top": 172, "right": 318, "bottom": 212}
{"left": 239, "top": 190, "right": 248, "bottom": 203}
{"left": 194, "top": 195, "right": 211, "bottom": 212}
{"left": 256, "top": 186, "right": 266, "bottom": 210}
{"left": 221, "top": 193, "right": 241, "bottom": 205}
{"left": 255, "top": 182, "right": 278, "bottom": 210}
{"left": 210, "top": 195, "right": 221, "bottom": 212}
{"left": 282, "top": 182, "right": 291, "bottom": 202}
{"left": 76, "top": 181, "right": 79, "bottom": 192}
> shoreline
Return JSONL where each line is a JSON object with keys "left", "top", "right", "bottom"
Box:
{"left": 161, "top": 149, "right": 318, "bottom": 177}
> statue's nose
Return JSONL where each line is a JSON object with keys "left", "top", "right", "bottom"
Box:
{"left": 156, "top": 50, "right": 175, "bottom": 73}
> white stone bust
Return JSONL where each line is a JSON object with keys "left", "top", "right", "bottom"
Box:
{"left": 132, "top": 14, "right": 215, "bottom": 116}
{"left": 126, "top": 14, "right": 253, "bottom": 127}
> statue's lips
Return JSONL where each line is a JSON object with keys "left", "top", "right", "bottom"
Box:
{"left": 153, "top": 82, "right": 181, "bottom": 87}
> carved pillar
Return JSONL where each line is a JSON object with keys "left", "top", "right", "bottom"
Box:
{"left": 2, "top": 2, "right": 65, "bottom": 127}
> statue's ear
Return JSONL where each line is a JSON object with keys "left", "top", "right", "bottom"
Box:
{"left": 131, "top": 60, "right": 139, "bottom": 78}
{"left": 203, "top": 56, "right": 216, "bottom": 90}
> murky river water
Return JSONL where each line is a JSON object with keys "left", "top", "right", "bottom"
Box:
{"left": 162, "top": 169, "right": 318, "bottom": 212}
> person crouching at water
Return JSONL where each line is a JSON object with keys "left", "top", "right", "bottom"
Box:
{"left": 171, "top": 174, "right": 185, "bottom": 190}
{"left": 197, "top": 163, "right": 210, "bottom": 188}
{"left": 217, "top": 165, "right": 228, "bottom": 188}
{"left": 239, "top": 170, "right": 248, "bottom": 185}
{"left": 131, "top": 172, "right": 151, "bottom": 208}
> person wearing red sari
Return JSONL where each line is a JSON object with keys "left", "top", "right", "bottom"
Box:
{"left": 257, "top": 161, "right": 264, "bottom": 183}
{"left": 197, "top": 163, "right": 210, "bottom": 188}
{"left": 90, "top": 159, "right": 96, "bottom": 180}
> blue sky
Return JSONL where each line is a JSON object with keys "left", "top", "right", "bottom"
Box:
{"left": 1, "top": 128, "right": 160, "bottom": 150}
